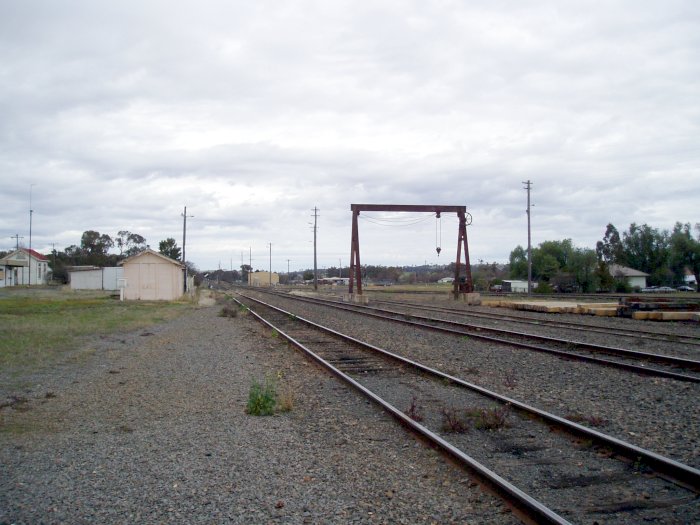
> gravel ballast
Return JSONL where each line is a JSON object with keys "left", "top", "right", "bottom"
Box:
{"left": 1, "top": 301, "right": 518, "bottom": 524}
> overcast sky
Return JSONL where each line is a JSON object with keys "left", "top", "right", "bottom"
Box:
{"left": 1, "top": 1, "right": 698, "bottom": 272}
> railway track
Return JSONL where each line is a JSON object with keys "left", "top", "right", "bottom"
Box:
{"left": 234, "top": 292, "right": 700, "bottom": 524}
{"left": 255, "top": 289, "right": 700, "bottom": 383}
{"left": 372, "top": 297, "right": 700, "bottom": 348}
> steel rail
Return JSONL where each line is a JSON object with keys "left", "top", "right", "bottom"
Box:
{"left": 373, "top": 297, "right": 700, "bottom": 347}
{"left": 233, "top": 295, "right": 573, "bottom": 525}
{"left": 262, "top": 291, "right": 700, "bottom": 383}
{"left": 237, "top": 292, "right": 700, "bottom": 492}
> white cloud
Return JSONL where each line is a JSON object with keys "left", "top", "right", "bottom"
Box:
{"left": 1, "top": 0, "right": 698, "bottom": 272}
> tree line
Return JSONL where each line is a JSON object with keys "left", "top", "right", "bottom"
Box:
{"left": 47, "top": 230, "right": 187, "bottom": 282}
{"left": 509, "top": 222, "right": 700, "bottom": 292}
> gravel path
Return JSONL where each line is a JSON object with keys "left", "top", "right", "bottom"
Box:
{"left": 1, "top": 301, "right": 517, "bottom": 524}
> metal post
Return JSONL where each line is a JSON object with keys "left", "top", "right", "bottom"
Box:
{"left": 313, "top": 207, "right": 319, "bottom": 291}
{"left": 181, "top": 206, "right": 193, "bottom": 293}
{"left": 523, "top": 181, "right": 533, "bottom": 296}
{"left": 29, "top": 184, "right": 34, "bottom": 286}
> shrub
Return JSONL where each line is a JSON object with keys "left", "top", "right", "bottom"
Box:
{"left": 466, "top": 405, "right": 511, "bottom": 430}
{"left": 405, "top": 396, "right": 424, "bottom": 422}
{"left": 441, "top": 407, "right": 469, "bottom": 433}
{"left": 246, "top": 377, "right": 277, "bottom": 416}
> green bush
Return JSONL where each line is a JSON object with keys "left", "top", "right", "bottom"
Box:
{"left": 246, "top": 377, "right": 277, "bottom": 416}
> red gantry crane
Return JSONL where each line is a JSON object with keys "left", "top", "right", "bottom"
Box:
{"left": 349, "top": 204, "right": 473, "bottom": 299}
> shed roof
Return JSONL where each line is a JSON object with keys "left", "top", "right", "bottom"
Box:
{"left": 119, "top": 248, "right": 184, "bottom": 267}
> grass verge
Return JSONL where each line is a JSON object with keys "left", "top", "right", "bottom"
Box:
{"left": 0, "top": 292, "right": 190, "bottom": 373}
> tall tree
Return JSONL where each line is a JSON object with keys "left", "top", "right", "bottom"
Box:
{"left": 81, "top": 230, "right": 113, "bottom": 255}
{"left": 568, "top": 247, "right": 599, "bottom": 292}
{"left": 596, "top": 223, "right": 625, "bottom": 265}
{"left": 508, "top": 246, "right": 528, "bottom": 279}
{"left": 116, "top": 230, "right": 147, "bottom": 257}
{"left": 159, "top": 238, "right": 182, "bottom": 261}
{"left": 621, "top": 223, "right": 670, "bottom": 285}
{"left": 669, "top": 222, "right": 700, "bottom": 285}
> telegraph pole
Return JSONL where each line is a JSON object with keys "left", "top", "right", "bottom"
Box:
{"left": 523, "top": 180, "right": 533, "bottom": 296}
{"left": 29, "top": 184, "right": 34, "bottom": 286}
{"left": 287, "top": 259, "right": 290, "bottom": 285}
{"left": 312, "top": 207, "right": 319, "bottom": 290}
{"left": 11, "top": 234, "right": 23, "bottom": 250}
{"left": 268, "top": 242, "right": 272, "bottom": 286}
{"left": 181, "top": 206, "right": 194, "bottom": 292}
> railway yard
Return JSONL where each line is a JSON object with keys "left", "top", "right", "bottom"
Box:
{"left": 2, "top": 286, "right": 699, "bottom": 524}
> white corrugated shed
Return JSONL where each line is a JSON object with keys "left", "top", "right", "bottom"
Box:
{"left": 68, "top": 267, "right": 123, "bottom": 291}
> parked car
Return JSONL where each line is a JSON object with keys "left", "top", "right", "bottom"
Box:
{"left": 656, "top": 286, "right": 676, "bottom": 293}
{"left": 641, "top": 286, "right": 675, "bottom": 293}
{"left": 677, "top": 285, "right": 696, "bottom": 292}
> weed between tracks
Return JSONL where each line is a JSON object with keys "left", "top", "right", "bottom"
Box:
{"left": 441, "top": 404, "right": 512, "bottom": 433}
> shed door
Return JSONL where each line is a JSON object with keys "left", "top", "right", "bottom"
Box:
{"left": 141, "top": 264, "right": 157, "bottom": 300}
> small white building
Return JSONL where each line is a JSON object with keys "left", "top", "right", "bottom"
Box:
{"left": 609, "top": 264, "right": 649, "bottom": 289}
{"left": 119, "top": 249, "right": 185, "bottom": 301}
{"left": 502, "top": 280, "right": 531, "bottom": 293}
{"left": 0, "top": 248, "right": 50, "bottom": 287}
{"left": 68, "top": 266, "right": 123, "bottom": 291}
{"left": 437, "top": 277, "right": 455, "bottom": 284}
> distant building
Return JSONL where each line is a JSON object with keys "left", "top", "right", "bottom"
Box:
{"left": 437, "top": 277, "right": 454, "bottom": 284}
{"left": 0, "top": 248, "right": 49, "bottom": 287}
{"left": 118, "top": 248, "right": 185, "bottom": 300}
{"left": 502, "top": 280, "right": 531, "bottom": 293}
{"left": 248, "top": 271, "right": 279, "bottom": 287}
{"left": 609, "top": 264, "right": 649, "bottom": 289}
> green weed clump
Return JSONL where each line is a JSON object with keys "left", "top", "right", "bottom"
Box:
{"left": 246, "top": 377, "right": 277, "bottom": 416}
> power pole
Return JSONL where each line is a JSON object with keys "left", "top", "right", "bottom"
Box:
{"left": 312, "top": 207, "right": 319, "bottom": 291}
{"left": 287, "top": 259, "right": 291, "bottom": 285}
{"left": 523, "top": 180, "right": 533, "bottom": 296}
{"left": 181, "top": 206, "right": 194, "bottom": 292}
{"left": 11, "top": 234, "right": 23, "bottom": 250}
{"left": 29, "top": 184, "right": 34, "bottom": 286}
{"left": 268, "top": 242, "right": 272, "bottom": 286}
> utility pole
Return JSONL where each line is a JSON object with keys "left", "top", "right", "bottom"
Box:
{"left": 29, "top": 184, "right": 34, "bottom": 286}
{"left": 339, "top": 258, "right": 342, "bottom": 278}
{"left": 11, "top": 234, "right": 23, "bottom": 251}
{"left": 268, "top": 243, "right": 272, "bottom": 286}
{"left": 312, "top": 207, "right": 319, "bottom": 291}
{"left": 287, "top": 259, "right": 290, "bottom": 285}
{"left": 523, "top": 180, "right": 533, "bottom": 296}
{"left": 181, "top": 206, "right": 194, "bottom": 292}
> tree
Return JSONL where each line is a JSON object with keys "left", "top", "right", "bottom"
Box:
{"left": 79, "top": 230, "right": 114, "bottom": 266}
{"left": 621, "top": 223, "right": 670, "bottom": 285}
{"left": 568, "top": 247, "right": 599, "bottom": 292}
{"left": 159, "top": 238, "right": 181, "bottom": 260}
{"left": 596, "top": 223, "right": 625, "bottom": 265}
{"left": 508, "top": 246, "right": 528, "bottom": 279}
{"left": 669, "top": 222, "right": 700, "bottom": 285}
{"left": 81, "top": 230, "right": 113, "bottom": 255}
{"left": 116, "top": 230, "right": 146, "bottom": 257}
